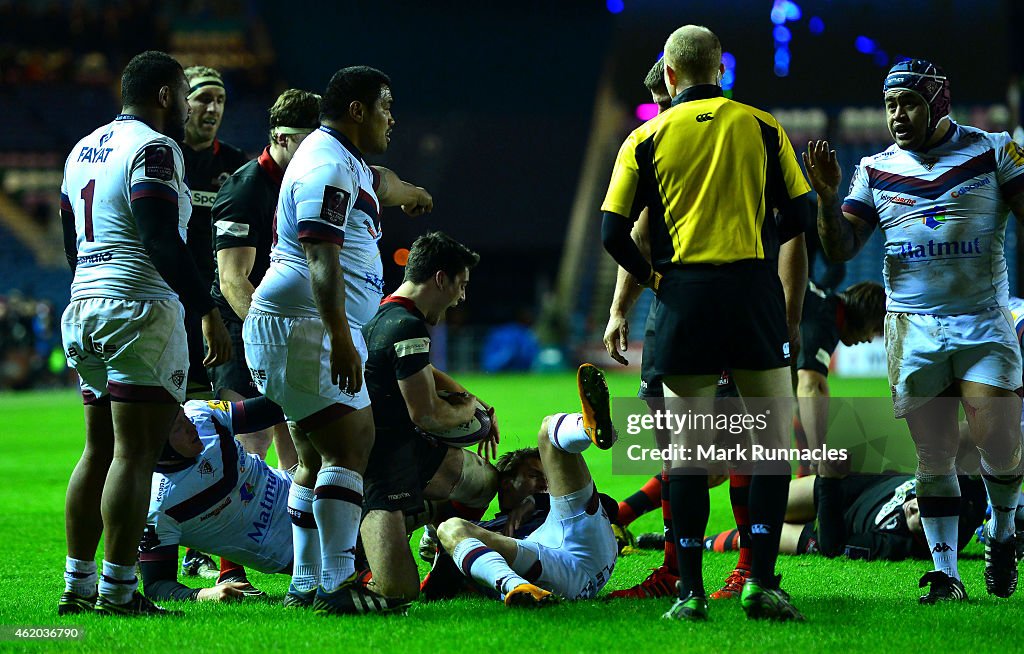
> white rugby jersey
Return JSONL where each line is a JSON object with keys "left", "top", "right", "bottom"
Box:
{"left": 843, "top": 122, "right": 1024, "bottom": 314}
{"left": 146, "top": 400, "right": 292, "bottom": 573}
{"left": 1008, "top": 296, "right": 1024, "bottom": 345}
{"left": 251, "top": 126, "right": 384, "bottom": 328}
{"left": 60, "top": 114, "right": 192, "bottom": 301}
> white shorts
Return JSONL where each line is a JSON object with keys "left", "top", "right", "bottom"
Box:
{"left": 512, "top": 484, "right": 618, "bottom": 600}
{"left": 242, "top": 310, "right": 370, "bottom": 424}
{"left": 885, "top": 308, "right": 1023, "bottom": 417}
{"left": 61, "top": 298, "right": 188, "bottom": 403}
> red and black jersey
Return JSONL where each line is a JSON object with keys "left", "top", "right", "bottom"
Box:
{"left": 183, "top": 139, "right": 249, "bottom": 288}
{"left": 210, "top": 146, "right": 283, "bottom": 321}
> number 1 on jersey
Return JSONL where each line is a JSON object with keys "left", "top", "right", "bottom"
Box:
{"left": 81, "top": 179, "right": 95, "bottom": 242}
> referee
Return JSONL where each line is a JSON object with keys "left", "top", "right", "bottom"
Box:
{"left": 601, "top": 25, "right": 812, "bottom": 622}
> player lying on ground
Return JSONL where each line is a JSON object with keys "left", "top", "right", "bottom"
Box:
{"left": 434, "top": 364, "right": 618, "bottom": 607}
{"left": 139, "top": 398, "right": 293, "bottom": 602}
{"left": 700, "top": 473, "right": 987, "bottom": 562}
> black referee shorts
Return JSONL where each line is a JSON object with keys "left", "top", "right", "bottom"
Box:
{"left": 652, "top": 260, "right": 790, "bottom": 376}
{"left": 363, "top": 427, "right": 449, "bottom": 515}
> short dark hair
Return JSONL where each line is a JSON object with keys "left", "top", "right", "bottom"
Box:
{"left": 404, "top": 231, "right": 480, "bottom": 284}
{"left": 121, "top": 51, "right": 184, "bottom": 107}
{"left": 321, "top": 66, "right": 391, "bottom": 122}
{"left": 268, "top": 89, "right": 321, "bottom": 142}
{"left": 644, "top": 58, "right": 666, "bottom": 95}
{"left": 494, "top": 448, "right": 540, "bottom": 482}
{"left": 839, "top": 281, "right": 886, "bottom": 331}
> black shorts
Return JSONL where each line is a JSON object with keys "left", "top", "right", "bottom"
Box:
{"left": 363, "top": 427, "right": 449, "bottom": 515}
{"left": 641, "top": 298, "right": 739, "bottom": 400}
{"left": 652, "top": 260, "right": 789, "bottom": 376}
{"left": 207, "top": 314, "right": 258, "bottom": 399}
{"left": 184, "top": 308, "right": 211, "bottom": 394}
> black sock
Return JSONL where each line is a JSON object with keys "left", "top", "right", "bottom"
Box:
{"left": 747, "top": 463, "right": 790, "bottom": 587}
{"left": 669, "top": 468, "right": 710, "bottom": 598}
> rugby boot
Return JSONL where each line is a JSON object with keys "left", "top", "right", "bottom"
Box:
{"left": 741, "top": 575, "right": 805, "bottom": 621}
{"left": 504, "top": 583, "right": 556, "bottom": 607}
{"left": 662, "top": 592, "right": 709, "bottom": 621}
{"left": 95, "top": 591, "right": 181, "bottom": 616}
{"left": 312, "top": 574, "right": 410, "bottom": 616}
{"left": 710, "top": 567, "right": 750, "bottom": 600}
{"left": 606, "top": 566, "right": 679, "bottom": 600}
{"left": 984, "top": 536, "right": 1019, "bottom": 598}
{"left": 58, "top": 590, "right": 97, "bottom": 616}
{"left": 578, "top": 364, "right": 617, "bottom": 449}
{"left": 918, "top": 570, "right": 968, "bottom": 604}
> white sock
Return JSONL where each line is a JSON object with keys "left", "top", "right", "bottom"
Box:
{"left": 98, "top": 560, "right": 137, "bottom": 604}
{"left": 921, "top": 516, "right": 960, "bottom": 579}
{"left": 980, "top": 459, "right": 1023, "bottom": 542}
{"left": 288, "top": 483, "right": 321, "bottom": 593}
{"left": 64, "top": 557, "right": 97, "bottom": 596}
{"left": 313, "top": 466, "right": 363, "bottom": 592}
{"left": 452, "top": 538, "right": 527, "bottom": 597}
{"left": 548, "top": 413, "right": 592, "bottom": 454}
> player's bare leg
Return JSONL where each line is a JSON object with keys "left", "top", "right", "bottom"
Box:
{"left": 905, "top": 393, "right": 967, "bottom": 603}
{"left": 283, "top": 423, "right": 322, "bottom": 607}
{"left": 92, "top": 398, "right": 180, "bottom": 615}
{"left": 960, "top": 381, "right": 1022, "bottom": 598}
{"left": 219, "top": 388, "right": 273, "bottom": 459}
{"left": 361, "top": 511, "right": 421, "bottom": 601}
{"left": 536, "top": 415, "right": 592, "bottom": 498}
{"left": 272, "top": 422, "right": 298, "bottom": 470}
{"left": 61, "top": 400, "right": 115, "bottom": 614}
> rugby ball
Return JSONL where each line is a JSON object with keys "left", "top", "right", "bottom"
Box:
{"left": 428, "top": 396, "right": 492, "bottom": 447}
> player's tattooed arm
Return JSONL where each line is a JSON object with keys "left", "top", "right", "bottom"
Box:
{"left": 803, "top": 140, "right": 874, "bottom": 261}
{"left": 371, "top": 166, "right": 433, "bottom": 216}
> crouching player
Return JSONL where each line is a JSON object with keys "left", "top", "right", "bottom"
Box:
{"left": 359, "top": 231, "right": 500, "bottom": 602}
{"left": 139, "top": 397, "right": 292, "bottom": 602}
{"left": 437, "top": 364, "right": 618, "bottom": 606}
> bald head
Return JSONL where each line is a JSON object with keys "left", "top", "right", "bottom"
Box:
{"left": 663, "top": 25, "right": 722, "bottom": 94}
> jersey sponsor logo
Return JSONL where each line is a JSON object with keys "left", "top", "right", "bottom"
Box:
{"left": 144, "top": 144, "right": 175, "bottom": 181}
{"left": 880, "top": 193, "right": 916, "bottom": 206}
{"left": 156, "top": 478, "right": 171, "bottom": 503}
{"left": 191, "top": 189, "right": 218, "bottom": 207}
{"left": 387, "top": 491, "right": 411, "bottom": 501}
{"left": 950, "top": 176, "right": 990, "bottom": 198}
{"left": 897, "top": 237, "right": 982, "bottom": 260}
{"left": 76, "top": 252, "right": 114, "bottom": 265}
{"left": 1005, "top": 141, "right": 1024, "bottom": 168}
{"left": 363, "top": 218, "right": 378, "bottom": 239}
{"left": 214, "top": 220, "right": 251, "bottom": 237}
{"left": 99, "top": 131, "right": 113, "bottom": 147}
{"left": 918, "top": 207, "right": 947, "bottom": 230}
{"left": 394, "top": 337, "right": 430, "bottom": 358}
{"left": 782, "top": 342, "right": 790, "bottom": 358}
{"left": 247, "top": 473, "right": 280, "bottom": 544}
{"left": 321, "top": 185, "right": 350, "bottom": 226}
{"left": 239, "top": 481, "right": 255, "bottom": 505}
{"left": 170, "top": 369, "right": 185, "bottom": 390}
{"left": 65, "top": 345, "right": 82, "bottom": 362}
{"left": 76, "top": 146, "right": 113, "bottom": 164}
{"left": 199, "top": 497, "right": 231, "bottom": 522}
{"left": 88, "top": 336, "right": 119, "bottom": 359}
{"left": 695, "top": 112, "right": 714, "bottom": 122}
{"left": 206, "top": 399, "right": 230, "bottom": 411}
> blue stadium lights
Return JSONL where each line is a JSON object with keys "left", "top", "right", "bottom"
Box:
{"left": 809, "top": 16, "right": 824, "bottom": 34}
{"left": 721, "top": 51, "right": 736, "bottom": 92}
{"left": 855, "top": 36, "right": 876, "bottom": 54}
{"left": 770, "top": 1, "right": 799, "bottom": 77}
{"left": 606, "top": 0, "right": 624, "bottom": 14}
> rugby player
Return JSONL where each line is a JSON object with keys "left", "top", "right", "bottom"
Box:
{"left": 243, "top": 65, "right": 432, "bottom": 615}
{"left": 180, "top": 66, "right": 250, "bottom": 400}
{"left": 210, "top": 89, "right": 321, "bottom": 467}
{"left": 58, "top": 51, "right": 231, "bottom": 616}
{"left": 361, "top": 231, "right": 499, "bottom": 601}
{"left": 140, "top": 398, "right": 291, "bottom": 602}
{"left": 807, "top": 59, "right": 1024, "bottom": 603}
{"left": 601, "top": 28, "right": 812, "bottom": 622}
{"left": 436, "top": 364, "right": 617, "bottom": 606}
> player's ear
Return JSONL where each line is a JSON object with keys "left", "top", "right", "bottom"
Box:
{"left": 157, "top": 85, "right": 171, "bottom": 109}
{"left": 349, "top": 100, "right": 364, "bottom": 123}
{"left": 434, "top": 270, "right": 446, "bottom": 289}
{"left": 663, "top": 62, "right": 677, "bottom": 91}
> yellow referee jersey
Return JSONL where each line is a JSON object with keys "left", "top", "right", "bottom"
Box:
{"left": 602, "top": 85, "right": 810, "bottom": 266}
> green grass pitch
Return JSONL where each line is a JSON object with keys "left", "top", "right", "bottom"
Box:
{"left": 0, "top": 372, "right": 1017, "bottom": 652}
